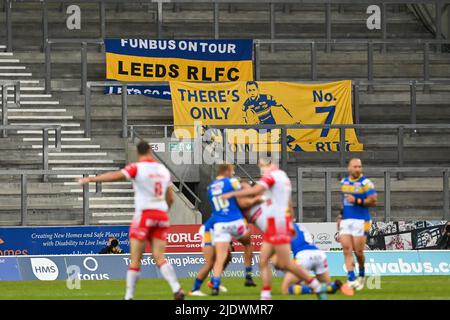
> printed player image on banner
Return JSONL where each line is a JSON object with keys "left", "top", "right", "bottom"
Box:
{"left": 170, "top": 80, "right": 363, "bottom": 152}
{"left": 105, "top": 39, "right": 254, "bottom": 82}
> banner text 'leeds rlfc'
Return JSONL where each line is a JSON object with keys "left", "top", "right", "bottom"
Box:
{"left": 105, "top": 39, "right": 254, "bottom": 82}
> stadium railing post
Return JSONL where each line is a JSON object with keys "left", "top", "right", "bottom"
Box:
{"left": 122, "top": 84, "right": 128, "bottom": 138}
{"left": 81, "top": 42, "right": 87, "bottom": 95}
{"left": 83, "top": 174, "right": 90, "bottom": 225}
{"left": 367, "top": 42, "right": 374, "bottom": 93}
{"left": 397, "top": 126, "right": 404, "bottom": 180}
{"left": 45, "top": 40, "right": 51, "bottom": 94}
{"left": 325, "top": 170, "right": 332, "bottom": 222}
{"left": 1, "top": 85, "right": 7, "bottom": 138}
{"left": 325, "top": 3, "right": 331, "bottom": 53}
{"left": 156, "top": 1, "right": 163, "bottom": 39}
{"left": 269, "top": 3, "right": 275, "bottom": 53}
{"left": 384, "top": 170, "right": 391, "bottom": 222}
{"left": 6, "top": 0, "right": 12, "bottom": 52}
{"left": 254, "top": 41, "right": 261, "bottom": 80}
{"left": 339, "top": 126, "right": 346, "bottom": 167}
{"left": 435, "top": 1, "right": 442, "bottom": 54}
{"left": 20, "top": 174, "right": 28, "bottom": 226}
{"left": 281, "top": 126, "right": 287, "bottom": 172}
{"left": 381, "top": 3, "right": 387, "bottom": 54}
{"left": 214, "top": 2, "right": 219, "bottom": 39}
{"left": 14, "top": 81, "right": 20, "bottom": 107}
{"left": 410, "top": 80, "right": 417, "bottom": 134}
{"left": 353, "top": 82, "right": 360, "bottom": 124}
{"left": 296, "top": 168, "right": 303, "bottom": 222}
{"left": 423, "top": 42, "right": 430, "bottom": 93}
{"left": 443, "top": 169, "right": 449, "bottom": 220}
{"left": 42, "top": 128, "right": 49, "bottom": 182}
{"left": 41, "top": 0, "right": 48, "bottom": 53}
{"left": 99, "top": 1, "right": 106, "bottom": 52}
{"left": 311, "top": 42, "right": 317, "bottom": 80}
{"left": 85, "top": 84, "right": 91, "bottom": 138}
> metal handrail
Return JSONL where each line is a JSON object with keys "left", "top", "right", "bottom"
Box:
{"left": 5, "top": 0, "right": 450, "bottom": 53}
{"left": 210, "top": 123, "right": 450, "bottom": 172}
{"left": 128, "top": 124, "right": 257, "bottom": 184}
{"left": 296, "top": 167, "right": 450, "bottom": 223}
{"left": 128, "top": 127, "right": 202, "bottom": 210}
{"left": 0, "top": 125, "right": 62, "bottom": 181}
{"left": 84, "top": 79, "right": 450, "bottom": 139}
{"left": 1, "top": 80, "right": 20, "bottom": 138}
{"left": 0, "top": 169, "right": 109, "bottom": 225}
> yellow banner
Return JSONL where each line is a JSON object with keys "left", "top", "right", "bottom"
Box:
{"left": 170, "top": 80, "right": 363, "bottom": 152}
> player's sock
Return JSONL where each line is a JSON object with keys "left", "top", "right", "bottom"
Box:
{"left": 358, "top": 267, "right": 365, "bottom": 278}
{"left": 307, "top": 277, "right": 322, "bottom": 293}
{"left": 192, "top": 277, "right": 204, "bottom": 292}
{"left": 327, "top": 282, "right": 339, "bottom": 294}
{"left": 211, "top": 276, "right": 221, "bottom": 290}
{"left": 261, "top": 286, "right": 272, "bottom": 300}
{"left": 124, "top": 267, "right": 140, "bottom": 300}
{"left": 160, "top": 262, "right": 181, "bottom": 293}
{"left": 245, "top": 266, "right": 253, "bottom": 280}
{"left": 347, "top": 270, "right": 356, "bottom": 282}
{"left": 288, "top": 284, "right": 313, "bottom": 295}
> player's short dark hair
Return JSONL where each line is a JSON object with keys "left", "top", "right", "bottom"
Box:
{"left": 246, "top": 81, "right": 259, "bottom": 89}
{"left": 217, "top": 163, "right": 234, "bottom": 175}
{"left": 137, "top": 141, "right": 151, "bottom": 155}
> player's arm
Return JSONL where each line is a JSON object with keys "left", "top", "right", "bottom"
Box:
{"left": 222, "top": 183, "right": 266, "bottom": 200}
{"left": 236, "top": 195, "right": 264, "bottom": 210}
{"left": 166, "top": 185, "right": 174, "bottom": 209}
{"left": 78, "top": 170, "right": 126, "bottom": 185}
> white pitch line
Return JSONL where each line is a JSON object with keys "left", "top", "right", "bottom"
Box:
{"left": 56, "top": 175, "right": 96, "bottom": 178}
{"left": 0, "top": 52, "right": 13, "bottom": 56}
{"left": 19, "top": 80, "right": 40, "bottom": 84}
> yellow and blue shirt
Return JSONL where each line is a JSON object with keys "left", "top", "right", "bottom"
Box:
{"left": 207, "top": 176, "right": 244, "bottom": 223}
{"left": 341, "top": 175, "right": 376, "bottom": 221}
{"left": 243, "top": 94, "right": 278, "bottom": 124}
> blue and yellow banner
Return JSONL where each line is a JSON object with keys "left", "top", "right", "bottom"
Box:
{"left": 170, "top": 80, "right": 363, "bottom": 152}
{"left": 105, "top": 39, "right": 254, "bottom": 82}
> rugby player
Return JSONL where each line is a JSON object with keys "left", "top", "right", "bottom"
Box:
{"left": 339, "top": 158, "right": 377, "bottom": 290}
{"left": 280, "top": 223, "right": 354, "bottom": 296}
{"left": 222, "top": 158, "right": 327, "bottom": 300}
{"left": 78, "top": 141, "right": 184, "bottom": 300}
{"left": 207, "top": 164, "right": 253, "bottom": 296}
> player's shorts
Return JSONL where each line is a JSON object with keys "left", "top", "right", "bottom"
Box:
{"left": 200, "top": 217, "right": 216, "bottom": 247}
{"left": 129, "top": 209, "right": 170, "bottom": 241}
{"left": 213, "top": 218, "right": 248, "bottom": 243}
{"left": 294, "top": 250, "right": 329, "bottom": 275}
{"left": 339, "top": 218, "right": 371, "bottom": 237}
{"left": 263, "top": 216, "right": 294, "bottom": 245}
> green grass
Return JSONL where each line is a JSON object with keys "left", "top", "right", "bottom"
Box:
{"left": 1, "top": 276, "right": 450, "bottom": 300}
